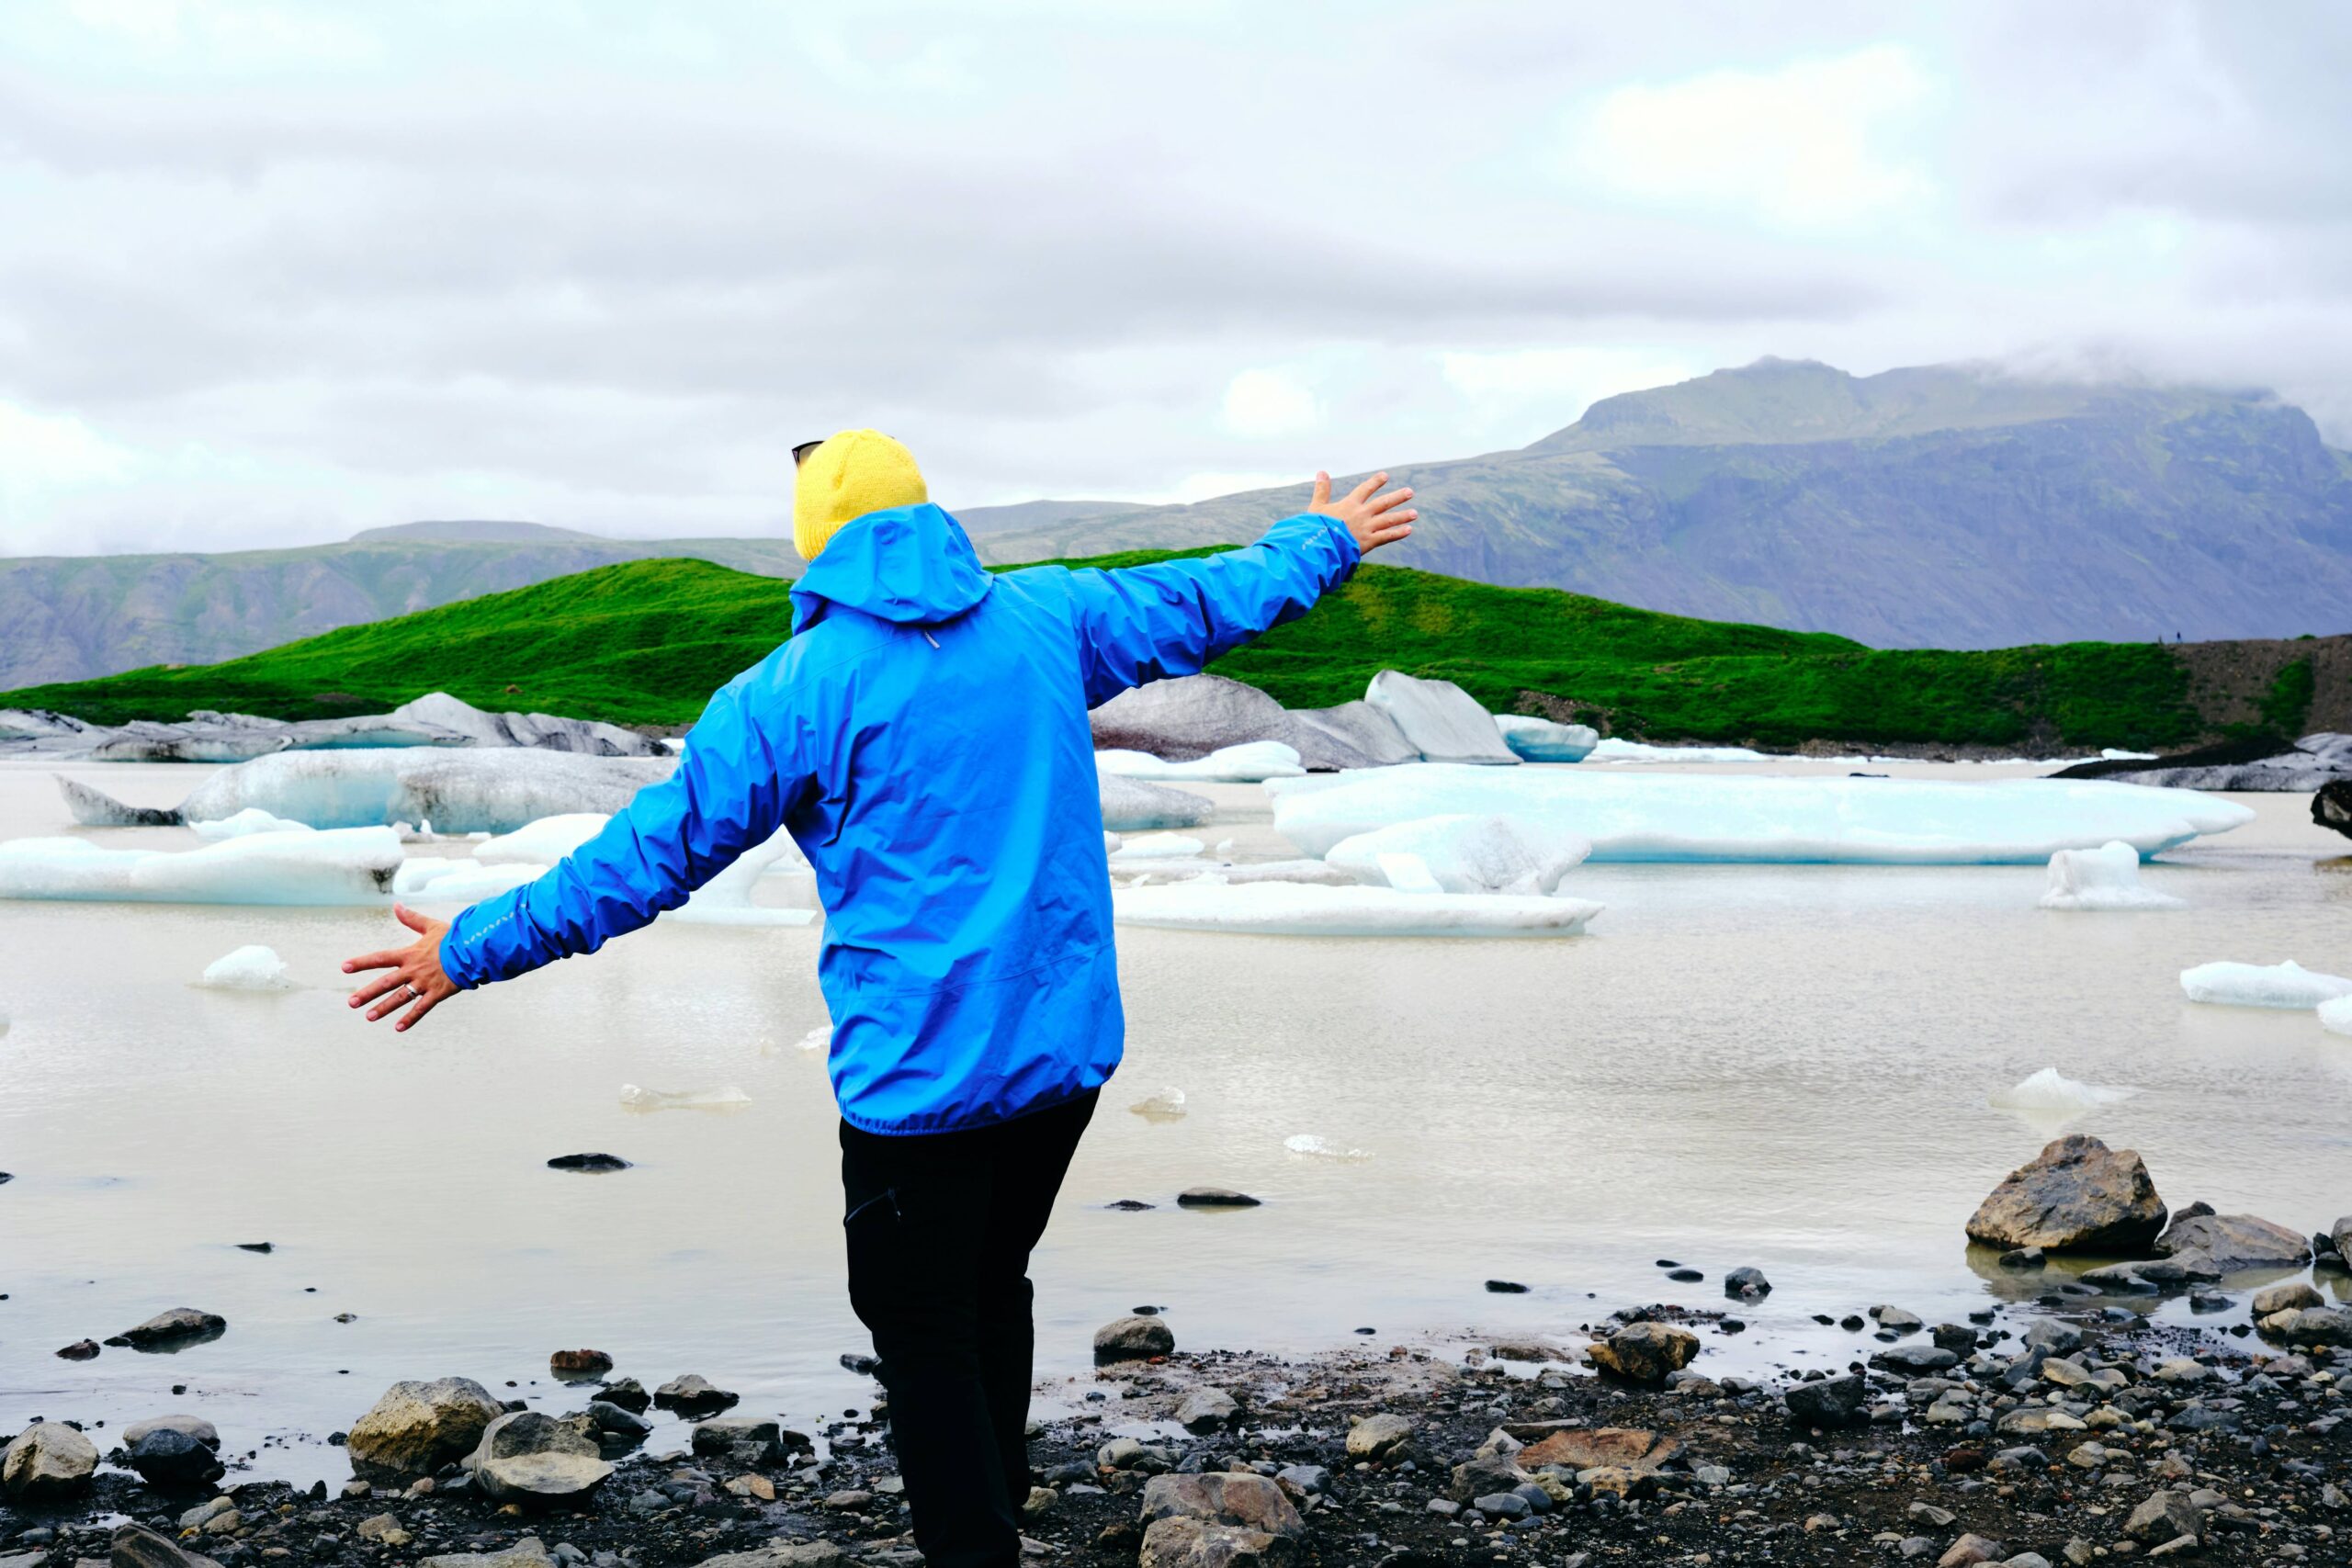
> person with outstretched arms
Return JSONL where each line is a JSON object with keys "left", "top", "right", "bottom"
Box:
{"left": 345, "top": 429, "right": 1417, "bottom": 1568}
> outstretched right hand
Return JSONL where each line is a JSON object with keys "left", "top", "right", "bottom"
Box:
{"left": 1307, "top": 470, "right": 1417, "bottom": 556}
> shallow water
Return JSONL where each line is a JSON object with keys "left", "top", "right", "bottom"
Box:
{"left": 3, "top": 757, "right": 2348, "bottom": 1483}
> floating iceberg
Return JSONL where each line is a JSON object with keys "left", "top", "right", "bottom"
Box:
{"left": 2320, "top": 996, "right": 2352, "bottom": 1037}
{"left": 1374, "top": 852, "right": 1444, "bottom": 894}
{"left": 1588, "top": 739, "right": 1772, "bottom": 763}
{"left": 1494, "top": 715, "right": 1598, "bottom": 763}
{"left": 1284, "top": 1134, "right": 1370, "bottom": 1160}
{"left": 190, "top": 808, "right": 316, "bottom": 841}
{"left": 1110, "top": 833, "right": 1206, "bottom": 862}
{"left": 1266, "top": 765, "right": 2253, "bottom": 864}
{"left": 395, "top": 857, "right": 551, "bottom": 903}
{"left": 795, "top": 1026, "right": 832, "bottom": 1052}
{"left": 386, "top": 693, "right": 659, "bottom": 756}
{"left": 1096, "top": 741, "right": 1305, "bottom": 783}
{"left": 1206, "top": 859, "right": 1359, "bottom": 888}
{"left": 1989, "top": 1067, "right": 2135, "bottom": 1119}
{"left": 2038, "top": 840, "right": 2185, "bottom": 911}
{"left": 475, "top": 814, "right": 609, "bottom": 864}
{"left": 1364, "top": 671, "right": 1517, "bottom": 765}
{"left": 618, "top": 1084, "right": 752, "bottom": 1111}
{"left": 1129, "top": 1087, "right": 1187, "bottom": 1121}
{"left": 60, "top": 750, "right": 674, "bottom": 834}
{"left": 1113, "top": 879, "right": 1601, "bottom": 938}
{"left": 2179, "top": 959, "right": 2352, "bottom": 1010}
{"left": 198, "top": 944, "right": 295, "bottom": 991}
{"left": 1325, "top": 814, "right": 1590, "bottom": 895}
{"left": 1291, "top": 698, "right": 1420, "bottom": 767}
{"left": 0, "top": 828, "right": 402, "bottom": 905}
{"left": 1098, "top": 773, "right": 1215, "bottom": 832}
{"left": 671, "top": 828, "right": 818, "bottom": 926}
{"left": 1090, "top": 674, "right": 1400, "bottom": 771}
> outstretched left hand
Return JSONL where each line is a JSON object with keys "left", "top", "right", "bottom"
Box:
{"left": 344, "top": 902, "right": 460, "bottom": 1032}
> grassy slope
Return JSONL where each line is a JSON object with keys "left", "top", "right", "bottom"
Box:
{"left": 0, "top": 550, "right": 2207, "bottom": 750}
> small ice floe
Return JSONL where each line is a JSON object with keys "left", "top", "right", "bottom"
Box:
{"left": 796, "top": 1026, "right": 831, "bottom": 1052}
{"left": 2320, "top": 996, "right": 2352, "bottom": 1037}
{"left": 190, "top": 807, "right": 315, "bottom": 841}
{"left": 1284, "top": 1134, "right": 1371, "bottom": 1160}
{"left": 1114, "top": 880, "right": 1601, "bottom": 938}
{"left": 2102, "top": 749, "right": 2159, "bottom": 761}
{"left": 1989, "top": 1067, "right": 2135, "bottom": 1126}
{"left": 669, "top": 828, "right": 818, "bottom": 926}
{"left": 2037, "top": 840, "right": 2184, "bottom": 911}
{"left": 394, "top": 857, "right": 549, "bottom": 902}
{"left": 0, "top": 827, "right": 402, "bottom": 906}
{"left": 1095, "top": 742, "right": 1305, "bottom": 783}
{"left": 475, "top": 814, "right": 608, "bottom": 864}
{"left": 1, "top": 1004, "right": 13, "bottom": 1036}
{"left": 1493, "top": 714, "right": 1598, "bottom": 763}
{"left": 1326, "top": 814, "right": 1589, "bottom": 896}
{"left": 618, "top": 1084, "right": 752, "bottom": 1111}
{"left": 1098, "top": 772, "right": 1214, "bottom": 832}
{"left": 1128, "top": 1087, "right": 1187, "bottom": 1122}
{"left": 1110, "top": 833, "right": 1207, "bottom": 862}
{"left": 1103, "top": 831, "right": 1124, "bottom": 855}
{"left": 2179, "top": 959, "right": 2352, "bottom": 1010}
{"left": 197, "top": 944, "right": 295, "bottom": 991}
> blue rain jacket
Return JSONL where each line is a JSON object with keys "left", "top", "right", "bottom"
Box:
{"left": 439, "top": 502, "right": 1361, "bottom": 1134}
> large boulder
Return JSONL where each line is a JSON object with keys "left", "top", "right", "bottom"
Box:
{"left": 1586, "top": 1323, "right": 1699, "bottom": 1386}
{"left": 1099, "top": 773, "right": 1215, "bottom": 832}
{"left": 1344, "top": 1412, "right": 1415, "bottom": 1462}
{"left": 4, "top": 1420, "right": 98, "bottom": 1500}
{"left": 652, "top": 1374, "right": 739, "bottom": 1416}
{"left": 1784, "top": 1373, "right": 1868, "bottom": 1428}
{"left": 111, "top": 1308, "right": 227, "bottom": 1350}
{"left": 2316, "top": 779, "right": 2352, "bottom": 840}
{"left": 1363, "top": 671, "right": 1518, "bottom": 765}
{"left": 1963, "top": 1134, "right": 2167, "bottom": 1254}
{"left": 464, "top": 1411, "right": 613, "bottom": 1503}
{"left": 111, "top": 1522, "right": 225, "bottom": 1568}
{"left": 1093, "top": 1315, "right": 1175, "bottom": 1362}
{"left": 1091, "top": 675, "right": 1393, "bottom": 772}
{"left": 346, "top": 1377, "right": 504, "bottom": 1484}
{"left": 2153, "top": 1201, "right": 2310, "bottom": 1271}
{"left": 126, "top": 1425, "right": 225, "bottom": 1490}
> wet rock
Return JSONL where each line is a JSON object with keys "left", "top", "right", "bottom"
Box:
{"left": 1931, "top": 1324, "right": 1979, "bottom": 1357}
{"left": 652, "top": 1373, "right": 739, "bottom": 1416}
{"left": 1587, "top": 1323, "right": 1699, "bottom": 1386}
{"left": 110, "top": 1522, "right": 223, "bottom": 1568}
{"left": 1093, "top": 1314, "right": 1176, "bottom": 1362}
{"left": 590, "top": 1376, "right": 650, "bottom": 1413}
{"left": 2257, "top": 1304, "right": 2352, "bottom": 1347}
{"left": 2253, "top": 1281, "right": 2323, "bottom": 1314}
{"left": 2123, "top": 1489, "right": 2203, "bottom": 1542}
{"left": 1484, "top": 1279, "right": 1529, "bottom": 1293}
{"left": 2153, "top": 1201, "right": 2310, "bottom": 1270}
{"left": 1870, "top": 1345, "right": 1960, "bottom": 1375}
{"left": 1871, "top": 1304, "right": 1925, "bottom": 1333}
{"left": 1272, "top": 1464, "right": 1329, "bottom": 1501}
{"left": 2081, "top": 1258, "right": 2218, "bottom": 1293}
{"left": 122, "top": 1414, "right": 220, "bottom": 1450}
{"left": 1724, "top": 1266, "right": 1770, "bottom": 1299}
{"left": 3, "top": 1421, "right": 97, "bottom": 1500}
{"left": 548, "top": 1349, "right": 613, "bottom": 1380}
{"left": 691, "top": 1416, "right": 801, "bottom": 1466}
{"left": 546, "top": 1153, "right": 630, "bottom": 1172}
{"left": 464, "top": 1411, "right": 614, "bottom": 1503}
{"left": 1963, "top": 1134, "right": 2167, "bottom": 1254}
{"left": 687, "top": 1542, "right": 845, "bottom": 1568}
{"left": 1175, "top": 1388, "right": 1240, "bottom": 1434}
{"left": 1997, "top": 1247, "right": 2046, "bottom": 1270}
{"left": 1937, "top": 1536, "right": 2007, "bottom": 1566}
{"left": 55, "top": 1338, "right": 100, "bottom": 1359}
{"left": 347, "top": 1376, "right": 505, "bottom": 1484}
{"left": 1345, "top": 1412, "right": 1416, "bottom": 1461}
{"left": 580, "top": 1400, "right": 652, "bottom": 1449}
{"left": 126, "top": 1426, "right": 226, "bottom": 1490}
{"left": 110, "top": 1307, "right": 227, "bottom": 1350}
{"left": 2314, "top": 779, "right": 2352, "bottom": 840}
{"left": 1175, "top": 1186, "right": 1261, "bottom": 1208}
{"left": 1785, "top": 1373, "right": 1868, "bottom": 1427}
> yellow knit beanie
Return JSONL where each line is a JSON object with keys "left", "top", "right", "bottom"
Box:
{"left": 793, "top": 429, "right": 929, "bottom": 560}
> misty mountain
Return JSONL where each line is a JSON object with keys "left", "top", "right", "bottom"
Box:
{"left": 970, "top": 359, "right": 2352, "bottom": 649}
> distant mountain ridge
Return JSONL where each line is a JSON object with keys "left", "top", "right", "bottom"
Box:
{"left": 970, "top": 359, "right": 2352, "bottom": 649}
{"left": 6, "top": 358, "right": 2348, "bottom": 682}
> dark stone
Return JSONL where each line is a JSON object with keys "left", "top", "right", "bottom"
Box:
{"left": 116, "top": 1309, "right": 228, "bottom": 1351}
{"left": 591, "top": 1378, "right": 650, "bottom": 1414}
{"left": 546, "top": 1153, "right": 631, "bottom": 1172}
{"left": 1485, "top": 1280, "right": 1530, "bottom": 1293}
{"left": 112, "top": 1521, "right": 223, "bottom": 1568}
{"left": 652, "top": 1375, "right": 739, "bottom": 1417}
{"left": 126, "top": 1428, "right": 225, "bottom": 1491}
{"left": 1869, "top": 1345, "right": 1959, "bottom": 1374}
{"left": 2313, "top": 779, "right": 2352, "bottom": 840}
{"left": 1175, "top": 1187, "right": 1261, "bottom": 1208}
{"left": 548, "top": 1349, "right": 613, "bottom": 1381}
{"left": 1724, "top": 1267, "right": 1770, "bottom": 1299}
{"left": 57, "top": 1339, "right": 101, "bottom": 1360}
{"left": 840, "top": 1352, "right": 880, "bottom": 1376}
{"left": 1106, "top": 1200, "right": 1156, "bottom": 1211}
{"left": 1785, "top": 1374, "right": 1867, "bottom": 1427}
{"left": 233, "top": 1243, "right": 273, "bottom": 1254}
{"left": 1964, "top": 1134, "right": 2167, "bottom": 1254}
{"left": 1666, "top": 1269, "right": 1703, "bottom": 1283}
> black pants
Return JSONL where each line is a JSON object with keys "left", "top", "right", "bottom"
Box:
{"left": 840, "top": 1089, "right": 1099, "bottom": 1568}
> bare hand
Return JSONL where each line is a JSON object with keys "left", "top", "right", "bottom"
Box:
{"left": 344, "top": 902, "right": 459, "bottom": 1032}
{"left": 1307, "top": 470, "right": 1417, "bottom": 556}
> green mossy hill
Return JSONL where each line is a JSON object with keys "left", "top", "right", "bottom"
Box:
{"left": 1, "top": 549, "right": 2223, "bottom": 751}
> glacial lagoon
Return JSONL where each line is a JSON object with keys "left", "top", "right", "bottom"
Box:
{"left": 2, "top": 757, "right": 2347, "bottom": 1483}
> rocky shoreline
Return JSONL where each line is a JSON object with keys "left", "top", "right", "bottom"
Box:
{"left": 6, "top": 1275, "right": 2347, "bottom": 1568}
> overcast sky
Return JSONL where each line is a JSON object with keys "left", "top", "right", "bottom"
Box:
{"left": 2, "top": 0, "right": 2348, "bottom": 558}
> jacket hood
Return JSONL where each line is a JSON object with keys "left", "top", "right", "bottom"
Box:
{"left": 790, "top": 502, "right": 993, "bottom": 633}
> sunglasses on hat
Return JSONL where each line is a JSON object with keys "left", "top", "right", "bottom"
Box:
{"left": 792, "top": 439, "right": 825, "bottom": 467}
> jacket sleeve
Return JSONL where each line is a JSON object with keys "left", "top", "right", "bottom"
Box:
{"left": 1064, "top": 511, "right": 1361, "bottom": 706}
{"left": 437, "top": 678, "right": 806, "bottom": 988}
